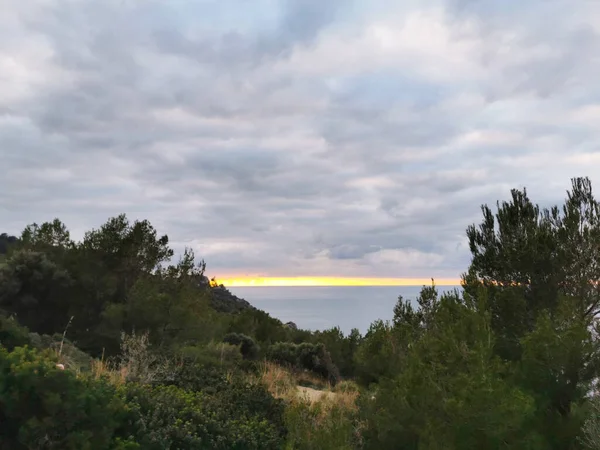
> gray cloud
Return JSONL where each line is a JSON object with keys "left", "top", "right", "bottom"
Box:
{"left": 2, "top": 0, "right": 600, "bottom": 280}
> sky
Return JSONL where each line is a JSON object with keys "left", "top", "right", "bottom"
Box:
{"left": 2, "top": 0, "right": 600, "bottom": 285}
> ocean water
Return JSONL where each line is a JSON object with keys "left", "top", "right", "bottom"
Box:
{"left": 228, "top": 285, "right": 460, "bottom": 334}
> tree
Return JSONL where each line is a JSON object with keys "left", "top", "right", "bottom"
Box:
{"left": 518, "top": 295, "right": 600, "bottom": 448}
{"left": 68, "top": 215, "right": 175, "bottom": 354}
{"left": 0, "top": 233, "right": 18, "bottom": 255}
{"left": 581, "top": 396, "right": 600, "bottom": 449}
{"left": 362, "top": 288, "right": 543, "bottom": 449}
{"left": 313, "top": 326, "right": 361, "bottom": 378}
{"left": 464, "top": 177, "right": 600, "bottom": 332}
{"left": 97, "top": 248, "right": 218, "bottom": 353}
{"left": 463, "top": 177, "right": 600, "bottom": 447}
{"left": 80, "top": 214, "right": 173, "bottom": 298}
{"left": 354, "top": 320, "right": 397, "bottom": 386}
{"left": 21, "top": 219, "right": 73, "bottom": 250}
{"left": 0, "top": 250, "right": 73, "bottom": 334}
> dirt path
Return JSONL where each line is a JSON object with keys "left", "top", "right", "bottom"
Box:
{"left": 296, "top": 386, "right": 336, "bottom": 403}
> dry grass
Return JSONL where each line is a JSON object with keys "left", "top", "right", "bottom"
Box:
{"left": 295, "top": 370, "right": 331, "bottom": 390}
{"left": 89, "top": 331, "right": 173, "bottom": 386}
{"left": 296, "top": 385, "right": 359, "bottom": 413}
{"left": 90, "top": 356, "right": 128, "bottom": 386}
{"left": 257, "top": 361, "right": 361, "bottom": 448}
{"left": 283, "top": 385, "right": 361, "bottom": 449}
{"left": 297, "top": 386, "right": 336, "bottom": 402}
{"left": 257, "top": 361, "right": 331, "bottom": 394}
{"left": 256, "top": 361, "right": 359, "bottom": 411}
{"left": 257, "top": 361, "right": 297, "bottom": 398}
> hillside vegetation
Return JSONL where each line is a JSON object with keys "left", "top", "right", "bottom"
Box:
{"left": 2, "top": 177, "right": 600, "bottom": 448}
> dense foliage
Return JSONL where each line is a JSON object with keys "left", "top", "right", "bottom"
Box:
{"left": 120, "top": 382, "right": 285, "bottom": 449}
{"left": 223, "top": 333, "right": 260, "bottom": 360}
{"left": 2, "top": 176, "right": 600, "bottom": 449}
{"left": 267, "top": 342, "right": 340, "bottom": 385}
{"left": 0, "top": 233, "right": 18, "bottom": 255}
{"left": 0, "top": 346, "right": 135, "bottom": 450}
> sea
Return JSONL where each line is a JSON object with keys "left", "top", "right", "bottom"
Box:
{"left": 228, "top": 285, "right": 460, "bottom": 335}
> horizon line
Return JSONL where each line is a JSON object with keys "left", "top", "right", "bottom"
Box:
{"left": 214, "top": 277, "right": 462, "bottom": 287}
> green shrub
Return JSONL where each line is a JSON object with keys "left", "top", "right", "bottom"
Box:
{"left": 0, "top": 346, "right": 135, "bottom": 450}
{"left": 172, "top": 344, "right": 243, "bottom": 394}
{"left": 157, "top": 355, "right": 287, "bottom": 446}
{"left": 208, "top": 378, "right": 287, "bottom": 439}
{"left": 267, "top": 342, "right": 340, "bottom": 385}
{"left": 25, "top": 332, "right": 93, "bottom": 372}
{"left": 0, "top": 315, "right": 31, "bottom": 351}
{"left": 120, "top": 383, "right": 285, "bottom": 450}
{"left": 179, "top": 342, "right": 243, "bottom": 369}
{"left": 170, "top": 360, "right": 230, "bottom": 394}
{"left": 284, "top": 398, "right": 359, "bottom": 450}
{"left": 223, "top": 333, "right": 260, "bottom": 359}
{"left": 168, "top": 360, "right": 287, "bottom": 435}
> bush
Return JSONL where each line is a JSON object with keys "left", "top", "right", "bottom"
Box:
{"left": 334, "top": 380, "right": 360, "bottom": 394}
{"left": 25, "top": 332, "right": 93, "bottom": 372}
{"left": 209, "top": 378, "right": 287, "bottom": 440}
{"left": 223, "top": 333, "right": 260, "bottom": 359}
{"left": 118, "top": 331, "right": 173, "bottom": 384}
{"left": 171, "top": 343, "right": 244, "bottom": 394}
{"left": 0, "top": 319, "right": 92, "bottom": 373}
{"left": 0, "top": 346, "right": 135, "bottom": 449}
{"left": 267, "top": 342, "right": 340, "bottom": 385}
{"left": 167, "top": 359, "right": 287, "bottom": 436}
{"left": 284, "top": 397, "right": 360, "bottom": 450}
{"left": 0, "top": 315, "right": 31, "bottom": 351}
{"left": 162, "top": 354, "right": 287, "bottom": 443}
{"left": 119, "top": 382, "right": 285, "bottom": 450}
{"left": 179, "top": 342, "right": 243, "bottom": 369}
{"left": 170, "top": 360, "right": 231, "bottom": 394}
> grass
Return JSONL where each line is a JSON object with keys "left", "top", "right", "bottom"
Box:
{"left": 258, "top": 361, "right": 297, "bottom": 398}
{"left": 88, "top": 345, "right": 127, "bottom": 386}
{"left": 257, "top": 361, "right": 359, "bottom": 406}
{"left": 296, "top": 370, "right": 331, "bottom": 390}
{"left": 257, "top": 361, "right": 362, "bottom": 449}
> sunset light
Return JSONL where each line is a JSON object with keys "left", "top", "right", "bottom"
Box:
{"left": 215, "top": 277, "right": 462, "bottom": 287}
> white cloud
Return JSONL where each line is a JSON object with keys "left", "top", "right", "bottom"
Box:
{"left": 2, "top": 0, "right": 600, "bottom": 280}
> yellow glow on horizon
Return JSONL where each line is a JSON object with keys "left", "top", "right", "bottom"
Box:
{"left": 215, "top": 277, "right": 462, "bottom": 287}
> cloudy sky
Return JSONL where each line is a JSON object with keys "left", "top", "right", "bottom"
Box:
{"left": 2, "top": 0, "right": 600, "bottom": 282}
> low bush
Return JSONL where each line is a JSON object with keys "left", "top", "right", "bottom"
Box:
{"left": 267, "top": 342, "right": 340, "bottom": 385}
{"left": 0, "top": 345, "right": 135, "bottom": 450}
{"left": 284, "top": 396, "right": 361, "bottom": 450}
{"left": 0, "top": 316, "right": 92, "bottom": 372}
{"left": 223, "top": 333, "right": 260, "bottom": 359}
{"left": 27, "top": 332, "right": 93, "bottom": 372}
{"left": 334, "top": 380, "right": 360, "bottom": 394}
{"left": 0, "top": 315, "right": 30, "bottom": 351}
{"left": 119, "top": 382, "right": 285, "bottom": 450}
{"left": 209, "top": 378, "right": 287, "bottom": 439}
{"left": 179, "top": 342, "right": 243, "bottom": 369}
{"left": 170, "top": 343, "right": 242, "bottom": 394}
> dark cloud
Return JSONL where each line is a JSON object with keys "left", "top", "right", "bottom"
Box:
{"left": 1, "top": 0, "right": 600, "bottom": 279}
